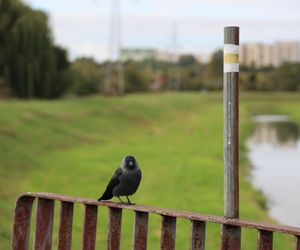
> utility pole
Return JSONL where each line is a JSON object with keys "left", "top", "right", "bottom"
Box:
{"left": 222, "top": 26, "right": 241, "bottom": 250}
{"left": 105, "top": 0, "right": 125, "bottom": 95}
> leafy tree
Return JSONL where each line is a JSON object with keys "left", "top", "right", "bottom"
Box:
{"left": 0, "top": 0, "right": 26, "bottom": 85}
{"left": 0, "top": 0, "right": 69, "bottom": 98}
{"left": 203, "top": 49, "right": 223, "bottom": 90}
{"left": 70, "top": 57, "right": 101, "bottom": 96}
{"left": 240, "top": 64, "right": 257, "bottom": 90}
{"left": 272, "top": 63, "right": 300, "bottom": 91}
{"left": 124, "top": 62, "right": 150, "bottom": 92}
{"left": 52, "top": 46, "right": 71, "bottom": 97}
{"left": 178, "top": 54, "right": 197, "bottom": 67}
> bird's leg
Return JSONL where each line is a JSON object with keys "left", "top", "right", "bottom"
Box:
{"left": 117, "top": 196, "right": 124, "bottom": 203}
{"left": 126, "top": 196, "right": 131, "bottom": 204}
{"left": 126, "top": 196, "right": 134, "bottom": 205}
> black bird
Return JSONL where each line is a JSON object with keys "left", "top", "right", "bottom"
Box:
{"left": 98, "top": 156, "right": 141, "bottom": 204}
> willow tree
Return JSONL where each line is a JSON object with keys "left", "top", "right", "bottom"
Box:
{"left": 0, "top": 0, "right": 25, "bottom": 91}
{"left": 0, "top": 0, "right": 69, "bottom": 98}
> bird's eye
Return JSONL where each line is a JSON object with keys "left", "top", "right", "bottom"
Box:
{"left": 125, "top": 156, "right": 135, "bottom": 162}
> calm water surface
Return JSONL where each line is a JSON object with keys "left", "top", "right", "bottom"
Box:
{"left": 247, "top": 115, "right": 300, "bottom": 227}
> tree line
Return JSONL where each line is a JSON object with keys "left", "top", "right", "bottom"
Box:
{"left": 68, "top": 51, "right": 223, "bottom": 96}
{"left": 68, "top": 50, "right": 300, "bottom": 96}
{"left": 1, "top": 0, "right": 300, "bottom": 99}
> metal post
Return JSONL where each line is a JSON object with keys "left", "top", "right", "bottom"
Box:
{"left": 224, "top": 26, "right": 239, "bottom": 219}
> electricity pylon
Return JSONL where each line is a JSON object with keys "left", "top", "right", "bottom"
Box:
{"left": 168, "top": 20, "right": 181, "bottom": 91}
{"left": 104, "top": 0, "right": 125, "bottom": 95}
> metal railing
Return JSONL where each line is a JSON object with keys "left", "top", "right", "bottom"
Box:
{"left": 12, "top": 192, "right": 300, "bottom": 250}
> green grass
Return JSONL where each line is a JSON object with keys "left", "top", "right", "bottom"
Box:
{"left": 0, "top": 92, "right": 299, "bottom": 249}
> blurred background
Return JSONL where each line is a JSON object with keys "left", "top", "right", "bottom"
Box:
{"left": 1, "top": 0, "right": 300, "bottom": 249}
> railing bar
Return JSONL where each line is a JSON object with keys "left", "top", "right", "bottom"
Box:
{"left": 34, "top": 198, "right": 55, "bottom": 250}
{"left": 82, "top": 204, "right": 98, "bottom": 250}
{"left": 295, "top": 236, "right": 300, "bottom": 250}
{"left": 58, "top": 201, "right": 74, "bottom": 250}
{"left": 161, "top": 215, "right": 176, "bottom": 250}
{"left": 190, "top": 220, "right": 205, "bottom": 250}
{"left": 12, "top": 196, "right": 35, "bottom": 250}
{"left": 107, "top": 207, "right": 122, "bottom": 250}
{"left": 133, "top": 211, "right": 148, "bottom": 250}
{"left": 221, "top": 224, "right": 241, "bottom": 250}
{"left": 257, "top": 230, "right": 273, "bottom": 250}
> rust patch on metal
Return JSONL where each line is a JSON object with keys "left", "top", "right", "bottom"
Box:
{"left": 108, "top": 207, "right": 122, "bottom": 250}
{"left": 257, "top": 230, "right": 273, "bottom": 250}
{"left": 58, "top": 201, "right": 74, "bottom": 250}
{"left": 161, "top": 216, "right": 176, "bottom": 250}
{"left": 221, "top": 224, "right": 241, "bottom": 250}
{"left": 82, "top": 204, "right": 98, "bottom": 250}
{"left": 190, "top": 220, "right": 205, "bottom": 250}
{"left": 12, "top": 196, "right": 35, "bottom": 250}
{"left": 34, "top": 198, "right": 55, "bottom": 250}
{"left": 133, "top": 211, "right": 148, "bottom": 250}
{"left": 296, "top": 236, "right": 300, "bottom": 250}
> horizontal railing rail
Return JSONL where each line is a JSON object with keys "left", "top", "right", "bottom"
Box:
{"left": 12, "top": 192, "right": 300, "bottom": 250}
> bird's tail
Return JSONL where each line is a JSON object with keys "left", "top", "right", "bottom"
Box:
{"left": 98, "top": 189, "right": 113, "bottom": 201}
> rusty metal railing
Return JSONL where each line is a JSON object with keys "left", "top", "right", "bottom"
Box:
{"left": 12, "top": 192, "right": 300, "bottom": 250}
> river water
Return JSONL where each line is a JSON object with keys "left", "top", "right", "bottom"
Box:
{"left": 247, "top": 115, "right": 300, "bottom": 227}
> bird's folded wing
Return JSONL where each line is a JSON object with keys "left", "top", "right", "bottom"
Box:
{"left": 98, "top": 167, "right": 123, "bottom": 200}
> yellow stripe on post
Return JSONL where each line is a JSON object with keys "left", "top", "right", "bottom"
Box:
{"left": 224, "top": 54, "right": 239, "bottom": 64}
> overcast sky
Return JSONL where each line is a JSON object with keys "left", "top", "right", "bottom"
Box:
{"left": 25, "top": 0, "right": 300, "bottom": 61}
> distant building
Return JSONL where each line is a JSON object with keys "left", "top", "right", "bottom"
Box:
{"left": 120, "top": 48, "right": 157, "bottom": 62}
{"left": 273, "top": 42, "right": 300, "bottom": 66}
{"left": 240, "top": 42, "right": 300, "bottom": 67}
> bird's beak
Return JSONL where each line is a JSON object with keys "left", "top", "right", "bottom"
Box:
{"left": 129, "top": 161, "right": 133, "bottom": 167}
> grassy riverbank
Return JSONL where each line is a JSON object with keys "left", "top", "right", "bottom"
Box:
{"left": 0, "top": 92, "right": 298, "bottom": 249}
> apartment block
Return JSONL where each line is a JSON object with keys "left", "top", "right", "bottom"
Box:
{"left": 240, "top": 42, "right": 300, "bottom": 67}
